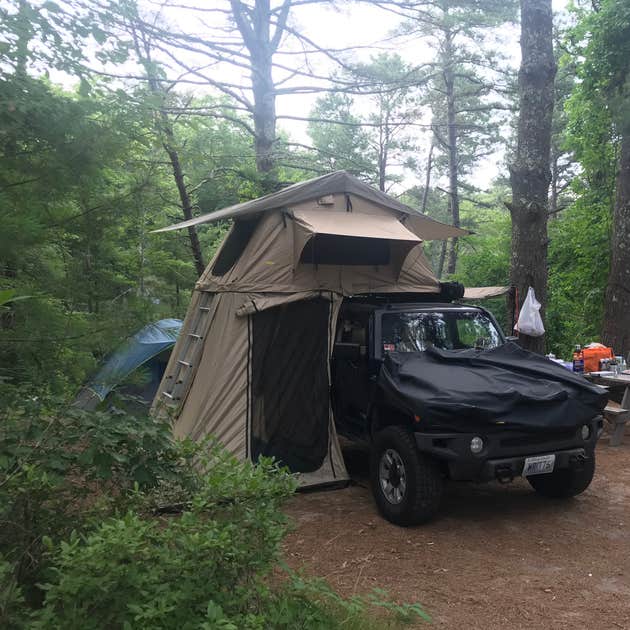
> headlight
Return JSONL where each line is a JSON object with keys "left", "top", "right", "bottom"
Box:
{"left": 581, "top": 425, "right": 591, "bottom": 440}
{"left": 470, "top": 436, "right": 484, "bottom": 454}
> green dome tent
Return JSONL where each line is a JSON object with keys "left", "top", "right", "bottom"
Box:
{"left": 74, "top": 318, "right": 182, "bottom": 411}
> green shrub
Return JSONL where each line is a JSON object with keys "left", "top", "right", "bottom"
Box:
{"left": 0, "top": 391, "right": 429, "bottom": 628}
{"left": 33, "top": 452, "right": 296, "bottom": 629}
{"left": 0, "top": 390, "right": 187, "bottom": 601}
{"left": 32, "top": 450, "right": 427, "bottom": 629}
{"left": 0, "top": 555, "right": 28, "bottom": 629}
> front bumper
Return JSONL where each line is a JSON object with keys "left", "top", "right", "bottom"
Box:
{"left": 413, "top": 416, "right": 603, "bottom": 482}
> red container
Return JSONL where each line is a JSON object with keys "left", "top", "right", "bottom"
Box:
{"left": 582, "top": 345, "right": 614, "bottom": 373}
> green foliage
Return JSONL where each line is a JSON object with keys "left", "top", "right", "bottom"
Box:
{"left": 570, "top": 0, "right": 630, "bottom": 132}
{"left": 0, "top": 555, "right": 27, "bottom": 629}
{"left": 32, "top": 507, "right": 427, "bottom": 629}
{"left": 451, "top": 194, "right": 512, "bottom": 329}
{"left": 545, "top": 0, "right": 630, "bottom": 357}
{"left": 0, "top": 73, "right": 250, "bottom": 391}
{"left": 0, "top": 393, "right": 426, "bottom": 628}
{"left": 0, "top": 389, "right": 186, "bottom": 599}
{"left": 455, "top": 199, "right": 511, "bottom": 287}
{"left": 546, "top": 203, "right": 611, "bottom": 357}
{"left": 308, "top": 93, "right": 375, "bottom": 178}
{"left": 32, "top": 453, "right": 295, "bottom": 629}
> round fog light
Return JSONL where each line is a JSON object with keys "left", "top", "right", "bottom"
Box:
{"left": 470, "top": 436, "right": 484, "bottom": 454}
{"left": 581, "top": 424, "right": 591, "bottom": 440}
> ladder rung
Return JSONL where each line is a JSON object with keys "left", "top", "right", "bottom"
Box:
{"left": 162, "top": 391, "right": 174, "bottom": 399}
{"left": 199, "top": 306, "right": 211, "bottom": 312}
{"left": 188, "top": 333, "right": 202, "bottom": 339}
{"left": 178, "top": 360, "right": 192, "bottom": 367}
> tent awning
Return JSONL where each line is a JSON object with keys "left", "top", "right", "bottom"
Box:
{"left": 463, "top": 286, "right": 511, "bottom": 300}
{"left": 291, "top": 208, "right": 422, "bottom": 242}
{"left": 403, "top": 214, "right": 470, "bottom": 240}
{"left": 151, "top": 171, "right": 470, "bottom": 240}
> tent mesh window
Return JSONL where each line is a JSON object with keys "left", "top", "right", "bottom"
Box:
{"left": 300, "top": 234, "right": 391, "bottom": 266}
{"left": 250, "top": 298, "right": 330, "bottom": 472}
{"left": 211, "top": 217, "right": 260, "bottom": 276}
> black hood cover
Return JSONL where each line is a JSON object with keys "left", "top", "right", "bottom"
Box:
{"left": 378, "top": 342, "right": 607, "bottom": 431}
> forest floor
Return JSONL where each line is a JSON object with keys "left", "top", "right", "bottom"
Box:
{"left": 283, "top": 435, "right": 630, "bottom": 629}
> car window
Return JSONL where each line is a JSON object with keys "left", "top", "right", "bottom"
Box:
{"left": 382, "top": 312, "right": 452, "bottom": 352}
{"left": 337, "top": 315, "right": 369, "bottom": 356}
{"left": 455, "top": 312, "right": 502, "bottom": 349}
{"left": 381, "top": 310, "right": 502, "bottom": 353}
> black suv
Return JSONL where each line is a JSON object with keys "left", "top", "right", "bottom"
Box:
{"left": 331, "top": 295, "right": 605, "bottom": 526}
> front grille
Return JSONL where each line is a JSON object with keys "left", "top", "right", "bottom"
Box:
{"left": 500, "top": 430, "right": 576, "bottom": 449}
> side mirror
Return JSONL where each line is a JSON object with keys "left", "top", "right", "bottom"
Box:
{"left": 334, "top": 342, "right": 361, "bottom": 361}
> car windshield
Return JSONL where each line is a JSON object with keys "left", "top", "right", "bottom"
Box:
{"left": 381, "top": 310, "right": 503, "bottom": 353}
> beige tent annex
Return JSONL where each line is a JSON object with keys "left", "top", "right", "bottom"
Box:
{"left": 151, "top": 171, "right": 468, "bottom": 487}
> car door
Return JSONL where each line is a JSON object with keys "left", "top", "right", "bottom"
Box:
{"left": 331, "top": 312, "right": 372, "bottom": 439}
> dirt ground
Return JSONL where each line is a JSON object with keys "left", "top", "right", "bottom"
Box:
{"left": 283, "top": 435, "right": 630, "bottom": 629}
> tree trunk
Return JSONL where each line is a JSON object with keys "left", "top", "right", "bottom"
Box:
{"left": 602, "top": 134, "right": 630, "bottom": 357}
{"left": 437, "top": 241, "right": 447, "bottom": 279}
{"left": 130, "top": 26, "right": 206, "bottom": 277}
{"left": 508, "top": 0, "right": 556, "bottom": 354}
{"left": 444, "top": 34, "right": 461, "bottom": 276}
{"left": 251, "top": 52, "right": 276, "bottom": 177}
{"left": 231, "top": 0, "right": 289, "bottom": 187}
{"left": 162, "top": 132, "right": 206, "bottom": 277}
{"left": 420, "top": 143, "right": 434, "bottom": 214}
{"left": 378, "top": 141, "right": 388, "bottom": 192}
{"left": 15, "top": 0, "right": 30, "bottom": 79}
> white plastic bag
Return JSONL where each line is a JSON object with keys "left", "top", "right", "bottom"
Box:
{"left": 515, "top": 287, "right": 545, "bottom": 337}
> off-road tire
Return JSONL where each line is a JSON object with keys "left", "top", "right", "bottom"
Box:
{"left": 370, "top": 426, "right": 443, "bottom": 526}
{"left": 527, "top": 454, "right": 595, "bottom": 498}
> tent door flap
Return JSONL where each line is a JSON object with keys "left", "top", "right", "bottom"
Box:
{"left": 249, "top": 298, "right": 331, "bottom": 473}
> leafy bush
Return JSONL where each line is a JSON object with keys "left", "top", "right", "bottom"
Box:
{"left": 0, "top": 555, "right": 27, "bottom": 629}
{"left": 0, "top": 389, "right": 186, "bottom": 601}
{"left": 33, "top": 452, "right": 296, "bottom": 629}
{"left": 0, "top": 392, "right": 429, "bottom": 628}
{"left": 32, "top": 450, "right": 426, "bottom": 629}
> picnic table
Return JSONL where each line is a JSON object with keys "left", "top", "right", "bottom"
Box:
{"left": 584, "top": 373, "right": 630, "bottom": 446}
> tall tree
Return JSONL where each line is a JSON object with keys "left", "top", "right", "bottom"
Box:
{"left": 307, "top": 53, "right": 421, "bottom": 190}
{"left": 572, "top": 0, "right": 630, "bottom": 356}
{"left": 228, "top": 0, "right": 290, "bottom": 179}
{"left": 127, "top": 20, "right": 206, "bottom": 276}
{"left": 605, "top": 135, "right": 630, "bottom": 356}
{"left": 508, "top": 0, "right": 556, "bottom": 353}
{"left": 121, "top": 0, "right": 353, "bottom": 189}
{"left": 307, "top": 92, "right": 375, "bottom": 177}
{"left": 387, "top": 0, "right": 516, "bottom": 274}
{"left": 351, "top": 53, "right": 420, "bottom": 191}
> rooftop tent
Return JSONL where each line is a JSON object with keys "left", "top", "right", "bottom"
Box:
{"left": 151, "top": 171, "right": 468, "bottom": 488}
{"left": 152, "top": 170, "right": 468, "bottom": 239}
{"left": 74, "top": 319, "right": 182, "bottom": 411}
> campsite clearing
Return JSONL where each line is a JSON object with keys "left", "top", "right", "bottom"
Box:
{"left": 284, "top": 439, "right": 630, "bottom": 629}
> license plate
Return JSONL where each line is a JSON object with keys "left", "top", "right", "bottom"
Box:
{"left": 522, "top": 454, "right": 555, "bottom": 476}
